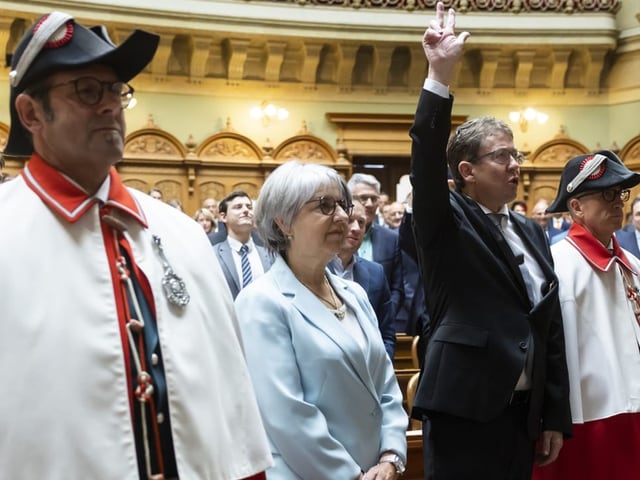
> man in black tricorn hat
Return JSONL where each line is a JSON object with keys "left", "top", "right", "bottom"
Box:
{"left": 0, "top": 13, "right": 271, "bottom": 480}
{"left": 532, "top": 151, "right": 640, "bottom": 480}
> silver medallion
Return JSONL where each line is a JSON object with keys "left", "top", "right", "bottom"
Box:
{"left": 152, "top": 234, "right": 190, "bottom": 307}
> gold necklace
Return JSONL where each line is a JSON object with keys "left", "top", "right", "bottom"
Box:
{"left": 300, "top": 276, "right": 346, "bottom": 320}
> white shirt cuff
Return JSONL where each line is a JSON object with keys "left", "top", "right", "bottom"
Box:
{"left": 423, "top": 78, "right": 449, "bottom": 99}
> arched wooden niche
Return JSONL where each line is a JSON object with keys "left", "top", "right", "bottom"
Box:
{"left": 619, "top": 134, "right": 640, "bottom": 169}
{"left": 618, "top": 134, "right": 640, "bottom": 200}
{"left": 272, "top": 125, "right": 351, "bottom": 178}
{"left": 119, "top": 117, "right": 189, "bottom": 201}
{"left": 519, "top": 129, "right": 589, "bottom": 205}
{"left": 0, "top": 121, "right": 28, "bottom": 178}
{"left": 123, "top": 117, "right": 187, "bottom": 165}
{"left": 195, "top": 122, "right": 265, "bottom": 201}
{"left": 197, "top": 123, "right": 264, "bottom": 167}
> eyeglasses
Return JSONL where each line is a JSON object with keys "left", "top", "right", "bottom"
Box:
{"left": 45, "top": 76, "right": 135, "bottom": 108}
{"left": 475, "top": 148, "right": 525, "bottom": 166}
{"left": 353, "top": 194, "right": 380, "bottom": 205}
{"left": 306, "top": 196, "right": 354, "bottom": 217}
{"left": 574, "top": 188, "right": 631, "bottom": 203}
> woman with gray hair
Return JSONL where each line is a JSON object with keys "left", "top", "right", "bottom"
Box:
{"left": 235, "top": 161, "right": 408, "bottom": 480}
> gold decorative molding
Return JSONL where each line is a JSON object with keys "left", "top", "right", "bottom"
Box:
{"left": 265, "top": 0, "right": 620, "bottom": 12}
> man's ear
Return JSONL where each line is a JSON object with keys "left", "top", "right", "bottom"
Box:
{"left": 458, "top": 160, "right": 474, "bottom": 184}
{"left": 568, "top": 198, "right": 582, "bottom": 219}
{"left": 14, "top": 93, "right": 45, "bottom": 136}
{"left": 219, "top": 212, "right": 227, "bottom": 224}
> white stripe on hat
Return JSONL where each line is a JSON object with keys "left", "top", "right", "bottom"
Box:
{"left": 9, "top": 12, "right": 73, "bottom": 88}
{"left": 566, "top": 153, "right": 607, "bottom": 193}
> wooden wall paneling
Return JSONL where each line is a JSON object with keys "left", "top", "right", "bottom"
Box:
{"left": 121, "top": 118, "right": 191, "bottom": 208}
{"left": 272, "top": 127, "right": 352, "bottom": 178}
{"left": 405, "top": 430, "right": 424, "bottom": 480}
{"left": 196, "top": 125, "right": 267, "bottom": 206}
{"left": 619, "top": 133, "right": 640, "bottom": 202}
{"left": 197, "top": 180, "right": 227, "bottom": 204}
{"left": 0, "top": 121, "right": 27, "bottom": 180}
{"left": 0, "top": 121, "right": 7, "bottom": 153}
{"left": 519, "top": 132, "right": 589, "bottom": 209}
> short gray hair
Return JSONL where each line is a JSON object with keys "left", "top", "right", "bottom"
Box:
{"left": 347, "top": 173, "right": 380, "bottom": 194}
{"left": 256, "top": 161, "right": 350, "bottom": 256}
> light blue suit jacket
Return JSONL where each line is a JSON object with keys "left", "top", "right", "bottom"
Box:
{"left": 235, "top": 256, "right": 407, "bottom": 479}
{"left": 213, "top": 239, "right": 273, "bottom": 299}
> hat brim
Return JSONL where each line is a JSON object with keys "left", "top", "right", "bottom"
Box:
{"left": 3, "top": 28, "right": 159, "bottom": 159}
{"left": 547, "top": 171, "right": 640, "bottom": 213}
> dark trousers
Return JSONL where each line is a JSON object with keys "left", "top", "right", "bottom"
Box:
{"left": 423, "top": 402, "right": 534, "bottom": 480}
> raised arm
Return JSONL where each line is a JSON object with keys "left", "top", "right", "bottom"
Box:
{"left": 409, "top": 2, "right": 470, "bottom": 245}
{"left": 423, "top": 1, "right": 469, "bottom": 86}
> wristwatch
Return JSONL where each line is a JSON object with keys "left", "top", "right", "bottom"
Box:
{"left": 379, "top": 453, "right": 406, "bottom": 475}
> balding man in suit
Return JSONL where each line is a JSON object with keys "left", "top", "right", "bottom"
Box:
{"left": 347, "top": 173, "right": 404, "bottom": 322}
{"left": 328, "top": 202, "right": 396, "bottom": 359}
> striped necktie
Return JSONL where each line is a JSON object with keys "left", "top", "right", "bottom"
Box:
{"left": 240, "top": 244, "right": 253, "bottom": 288}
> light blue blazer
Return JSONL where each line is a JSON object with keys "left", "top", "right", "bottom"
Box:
{"left": 235, "top": 255, "right": 408, "bottom": 480}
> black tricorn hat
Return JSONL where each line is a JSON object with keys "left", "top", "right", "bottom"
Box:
{"left": 3, "top": 12, "right": 159, "bottom": 159}
{"left": 547, "top": 150, "right": 640, "bottom": 213}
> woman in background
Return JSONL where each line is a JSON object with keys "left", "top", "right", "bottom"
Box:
{"left": 193, "top": 207, "right": 216, "bottom": 234}
{"left": 235, "top": 161, "right": 407, "bottom": 480}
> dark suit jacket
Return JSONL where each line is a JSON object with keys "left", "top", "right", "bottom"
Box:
{"left": 397, "top": 211, "right": 430, "bottom": 338}
{"left": 409, "top": 89, "right": 571, "bottom": 439}
{"left": 213, "top": 240, "right": 273, "bottom": 299}
{"left": 328, "top": 257, "right": 396, "bottom": 359}
{"left": 615, "top": 227, "right": 640, "bottom": 258}
{"left": 368, "top": 223, "right": 404, "bottom": 319}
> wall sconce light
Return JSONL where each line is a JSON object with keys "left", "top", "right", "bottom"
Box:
{"left": 250, "top": 101, "right": 289, "bottom": 126}
{"left": 508, "top": 108, "right": 549, "bottom": 133}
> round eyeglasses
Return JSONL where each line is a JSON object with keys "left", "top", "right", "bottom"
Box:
{"left": 44, "top": 76, "right": 135, "bottom": 109}
{"left": 574, "top": 188, "right": 631, "bottom": 203}
{"left": 305, "top": 196, "right": 354, "bottom": 217}
{"left": 475, "top": 148, "right": 525, "bottom": 166}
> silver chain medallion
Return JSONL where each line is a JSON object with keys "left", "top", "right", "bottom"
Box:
{"left": 152, "top": 235, "right": 190, "bottom": 307}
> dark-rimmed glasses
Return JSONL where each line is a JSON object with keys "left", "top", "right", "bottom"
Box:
{"left": 306, "top": 196, "right": 354, "bottom": 217}
{"left": 44, "top": 76, "right": 135, "bottom": 108}
{"left": 475, "top": 148, "right": 525, "bottom": 166}
{"left": 574, "top": 188, "right": 631, "bottom": 203}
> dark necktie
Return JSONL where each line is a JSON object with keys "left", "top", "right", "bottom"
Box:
{"left": 240, "top": 244, "right": 253, "bottom": 288}
{"left": 489, "top": 212, "right": 537, "bottom": 304}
